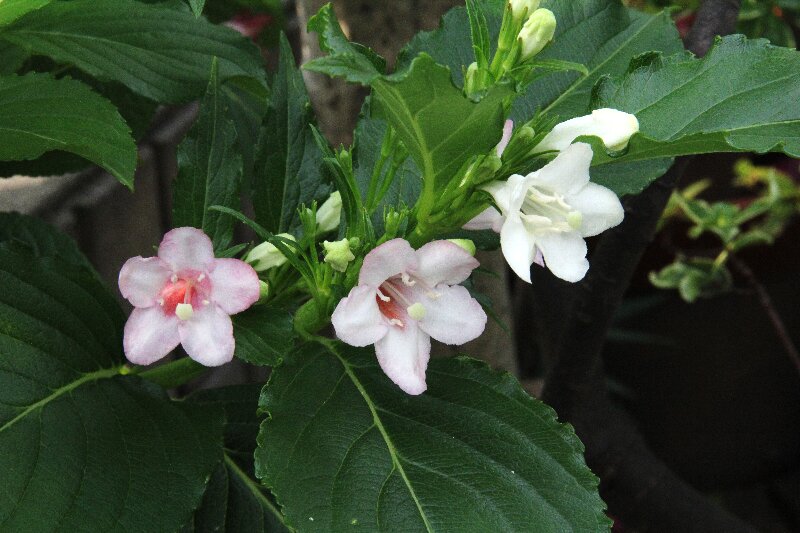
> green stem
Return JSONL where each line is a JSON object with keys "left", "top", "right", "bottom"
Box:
{"left": 132, "top": 357, "right": 208, "bottom": 389}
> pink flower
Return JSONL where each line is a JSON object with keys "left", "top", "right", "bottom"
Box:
{"left": 118, "top": 227, "right": 260, "bottom": 367}
{"left": 331, "top": 239, "right": 487, "bottom": 395}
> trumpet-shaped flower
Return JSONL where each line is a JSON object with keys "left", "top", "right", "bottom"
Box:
{"left": 477, "top": 143, "right": 624, "bottom": 283}
{"left": 535, "top": 108, "right": 639, "bottom": 153}
{"left": 331, "top": 239, "right": 487, "bottom": 395}
{"left": 119, "top": 227, "right": 260, "bottom": 366}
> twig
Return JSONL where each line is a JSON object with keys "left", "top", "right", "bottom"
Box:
{"left": 730, "top": 255, "right": 800, "bottom": 376}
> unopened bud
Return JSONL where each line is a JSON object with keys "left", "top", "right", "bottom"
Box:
{"left": 323, "top": 239, "right": 355, "bottom": 272}
{"left": 447, "top": 238, "right": 477, "bottom": 256}
{"left": 316, "top": 191, "right": 342, "bottom": 234}
{"left": 518, "top": 9, "right": 556, "bottom": 61}
{"left": 509, "top": 0, "right": 540, "bottom": 23}
{"left": 245, "top": 233, "right": 295, "bottom": 272}
{"left": 534, "top": 108, "right": 640, "bottom": 153}
{"left": 258, "top": 280, "right": 269, "bottom": 300}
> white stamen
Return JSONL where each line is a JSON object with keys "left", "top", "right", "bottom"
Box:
{"left": 389, "top": 318, "right": 404, "bottom": 327}
{"left": 175, "top": 303, "right": 194, "bottom": 320}
{"left": 170, "top": 274, "right": 178, "bottom": 283}
{"left": 197, "top": 274, "right": 205, "bottom": 281}
{"left": 401, "top": 272, "right": 416, "bottom": 286}
{"left": 407, "top": 302, "right": 426, "bottom": 321}
{"left": 158, "top": 298, "right": 165, "bottom": 306}
{"left": 202, "top": 299, "right": 210, "bottom": 306}
{"left": 426, "top": 291, "right": 441, "bottom": 299}
{"left": 376, "top": 288, "right": 391, "bottom": 302}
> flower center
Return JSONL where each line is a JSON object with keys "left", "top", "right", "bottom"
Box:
{"left": 158, "top": 270, "right": 211, "bottom": 319}
{"left": 375, "top": 273, "right": 431, "bottom": 328}
{"left": 521, "top": 187, "right": 582, "bottom": 232}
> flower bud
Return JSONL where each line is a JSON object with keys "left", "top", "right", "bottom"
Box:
{"left": 323, "top": 239, "right": 355, "bottom": 272}
{"left": 258, "top": 280, "right": 270, "bottom": 300}
{"left": 316, "top": 191, "right": 342, "bottom": 234}
{"left": 509, "top": 0, "right": 540, "bottom": 23}
{"left": 534, "top": 108, "right": 640, "bottom": 153}
{"left": 518, "top": 9, "right": 556, "bottom": 61}
{"left": 245, "top": 233, "right": 295, "bottom": 272}
{"left": 447, "top": 239, "right": 477, "bottom": 256}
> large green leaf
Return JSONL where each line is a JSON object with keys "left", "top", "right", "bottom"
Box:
{"left": 592, "top": 35, "right": 800, "bottom": 179}
{"left": 0, "top": 247, "right": 223, "bottom": 532}
{"left": 233, "top": 305, "right": 295, "bottom": 367}
{"left": 371, "top": 54, "right": 510, "bottom": 192}
{"left": 0, "top": 0, "right": 265, "bottom": 103}
{"left": 256, "top": 341, "right": 610, "bottom": 532}
{"left": 173, "top": 59, "right": 242, "bottom": 251}
{"left": 253, "top": 35, "right": 329, "bottom": 233}
{"left": 0, "top": 212, "right": 94, "bottom": 272}
{"left": 183, "top": 384, "right": 290, "bottom": 533}
{"left": 0, "top": 72, "right": 136, "bottom": 186}
{"left": 0, "top": 0, "right": 51, "bottom": 26}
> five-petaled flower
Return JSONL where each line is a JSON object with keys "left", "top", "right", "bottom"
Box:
{"left": 118, "top": 227, "right": 261, "bottom": 366}
{"left": 331, "top": 239, "right": 487, "bottom": 395}
{"left": 468, "top": 143, "right": 624, "bottom": 283}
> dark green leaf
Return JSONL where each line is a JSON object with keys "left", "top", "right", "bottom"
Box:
{"left": 173, "top": 59, "right": 242, "bottom": 251}
{"left": 233, "top": 305, "right": 295, "bottom": 366}
{"left": 253, "top": 35, "right": 329, "bottom": 233}
{"left": 592, "top": 35, "right": 800, "bottom": 194}
{"left": 256, "top": 341, "right": 610, "bottom": 532}
{"left": 187, "top": 0, "right": 206, "bottom": 17}
{"left": 304, "top": 3, "right": 386, "bottom": 85}
{"left": 0, "top": 41, "right": 27, "bottom": 74}
{"left": 223, "top": 77, "right": 270, "bottom": 192}
{"left": 183, "top": 384, "right": 290, "bottom": 533}
{"left": 371, "top": 54, "right": 511, "bottom": 191}
{"left": 0, "top": 212, "right": 94, "bottom": 272}
{"left": 0, "top": 0, "right": 51, "bottom": 26}
{"left": 1, "top": 0, "right": 266, "bottom": 103}
{"left": 466, "top": 0, "right": 491, "bottom": 69}
{"left": 0, "top": 73, "right": 136, "bottom": 186}
{"left": 0, "top": 248, "right": 223, "bottom": 531}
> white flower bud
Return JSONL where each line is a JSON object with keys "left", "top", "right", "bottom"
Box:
{"left": 323, "top": 238, "right": 355, "bottom": 273}
{"left": 518, "top": 9, "right": 556, "bottom": 61}
{"left": 245, "top": 233, "right": 295, "bottom": 272}
{"left": 534, "top": 108, "right": 640, "bottom": 153}
{"left": 509, "top": 0, "right": 540, "bottom": 23}
{"left": 316, "top": 191, "right": 342, "bottom": 234}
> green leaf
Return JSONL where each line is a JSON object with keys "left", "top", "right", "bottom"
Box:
{"left": 0, "top": 72, "right": 136, "bottom": 187}
{"left": 304, "top": 3, "right": 386, "bottom": 85}
{"left": 0, "top": 248, "right": 223, "bottom": 531}
{"left": 0, "top": 212, "right": 95, "bottom": 272}
{"left": 253, "top": 35, "right": 329, "bottom": 233}
{"left": 0, "top": 0, "right": 51, "bottom": 26}
{"left": 649, "top": 258, "right": 733, "bottom": 303}
{"left": 466, "top": 0, "right": 491, "bottom": 69}
{"left": 222, "top": 77, "right": 270, "bottom": 191}
{"left": 371, "top": 54, "right": 511, "bottom": 192}
{"left": 187, "top": 0, "right": 206, "bottom": 17}
{"left": 233, "top": 305, "right": 295, "bottom": 366}
{"left": 592, "top": 36, "right": 800, "bottom": 184}
{"left": 256, "top": 341, "right": 610, "bottom": 532}
{"left": 1, "top": 0, "right": 266, "bottom": 103}
{"left": 173, "top": 59, "right": 242, "bottom": 251}
{"left": 183, "top": 384, "right": 290, "bottom": 533}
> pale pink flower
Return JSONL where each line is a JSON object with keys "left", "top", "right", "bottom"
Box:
{"left": 118, "top": 227, "right": 260, "bottom": 367}
{"left": 331, "top": 239, "right": 487, "bottom": 395}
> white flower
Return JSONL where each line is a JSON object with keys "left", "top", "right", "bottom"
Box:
{"left": 535, "top": 108, "right": 639, "bottom": 153}
{"left": 477, "top": 143, "right": 624, "bottom": 283}
{"left": 509, "top": 0, "right": 540, "bottom": 23}
{"left": 331, "top": 239, "right": 487, "bottom": 395}
{"left": 245, "top": 233, "right": 295, "bottom": 272}
{"left": 316, "top": 191, "right": 342, "bottom": 233}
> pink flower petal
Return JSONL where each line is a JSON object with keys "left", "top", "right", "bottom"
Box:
{"left": 123, "top": 307, "right": 180, "bottom": 365}
{"left": 496, "top": 119, "right": 514, "bottom": 157}
{"left": 374, "top": 325, "right": 430, "bottom": 395}
{"left": 331, "top": 285, "right": 388, "bottom": 347}
{"left": 118, "top": 256, "right": 171, "bottom": 307}
{"left": 209, "top": 258, "right": 261, "bottom": 315}
{"left": 414, "top": 240, "right": 480, "bottom": 286}
{"left": 358, "top": 238, "right": 418, "bottom": 287}
{"left": 416, "top": 284, "right": 487, "bottom": 345}
{"left": 158, "top": 227, "right": 215, "bottom": 272}
{"left": 462, "top": 207, "right": 503, "bottom": 232}
{"left": 179, "top": 305, "right": 235, "bottom": 366}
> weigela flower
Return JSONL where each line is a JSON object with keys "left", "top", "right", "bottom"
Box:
{"left": 331, "top": 239, "right": 487, "bottom": 395}
{"left": 535, "top": 108, "right": 639, "bottom": 153}
{"left": 316, "top": 191, "right": 342, "bottom": 234}
{"left": 472, "top": 143, "right": 624, "bottom": 283}
{"left": 118, "top": 227, "right": 260, "bottom": 366}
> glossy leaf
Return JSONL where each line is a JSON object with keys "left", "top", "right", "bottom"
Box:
{"left": 256, "top": 341, "right": 610, "bottom": 532}
{"left": 0, "top": 0, "right": 51, "bottom": 26}
{"left": 253, "top": 35, "right": 329, "bottom": 233}
{"left": 0, "top": 73, "right": 136, "bottom": 187}
{"left": 183, "top": 384, "right": 290, "bottom": 533}
{"left": 0, "top": 248, "right": 223, "bottom": 532}
{"left": 173, "top": 59, "right": 242, "bottom": 251}
{"left": 1, "top": 0, "right": 265, "bottom": 103}
{"left": 233, "top": 305, "right": 295, "bottom": 367}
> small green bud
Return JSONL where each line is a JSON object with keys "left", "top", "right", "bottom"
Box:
{"left": 316, "top": 191, "right": 342, "bottom": 234}
{"left": 447, "top": 238, "right": 477, "bottom": 256}
{"left": 245, "top": 233, "right": 295, "bottom": 272}
{"left": 258, "top": 280, "right": 269, "bottom": 300}
{"left": 323, "top": 239, "right": 355, "bottom": 272}
{"left": 518, "top": 9, "right": 556, "bottom": 61}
